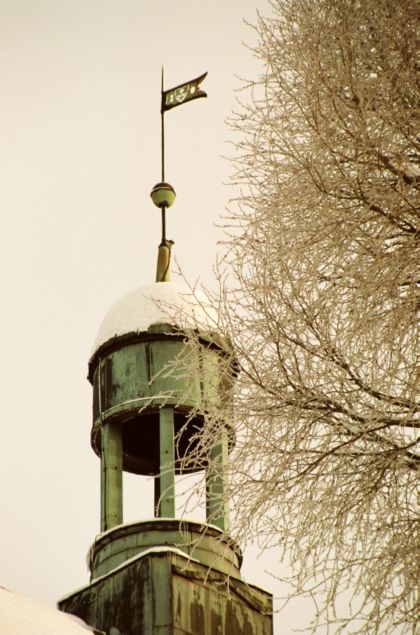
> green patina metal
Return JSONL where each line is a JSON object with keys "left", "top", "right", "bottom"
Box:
{"left": 89, "top": 519, "right": 242, "bottom": 580}
{"left": 157, "top": 406, "right": 175, "bottom": 518}
{"left": 90, "top": 327, "right": 225, "bottom": 433}
{"left": 60, "top": 550, "right": 273, "bottom": 635}
{"left": 206, "top": 427, "right": 230, "bottom": 532}
{"left": 101, "top": 421, "right": 123, "bottom": 531}
{"left": 89, "top": 322, "right": 232, "bottom": 532}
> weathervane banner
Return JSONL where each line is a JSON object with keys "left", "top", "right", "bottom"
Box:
{"left": 162, "top": 72, "right": 207, "bottom": 112}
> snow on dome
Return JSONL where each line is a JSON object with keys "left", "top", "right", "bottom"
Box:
{"left": 0, "top": 586, "right": 97, "bottom": 635}
{"left": 91, "top": 282, "right": 218, "bottom": 358}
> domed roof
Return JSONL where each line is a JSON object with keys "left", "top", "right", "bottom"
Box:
{"left": 90, "top": 282, "right": 218, "bottom": 359}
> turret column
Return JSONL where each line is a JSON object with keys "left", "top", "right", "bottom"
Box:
{"left": 206, "top": 426, "right": 230, "bottom": 531}
{"left": 155, "top": 406, "right": 175, "bottom": 517}
{"left": 101, "top": 421, "right": 123, "bottom": 531}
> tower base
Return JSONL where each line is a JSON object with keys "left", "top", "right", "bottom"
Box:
{"left": 59, "top": 547, "right": 273, "bottom": 635}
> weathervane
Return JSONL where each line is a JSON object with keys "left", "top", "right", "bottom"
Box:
{"left": 150, "top": 68, "right": 207, "bottom": 282}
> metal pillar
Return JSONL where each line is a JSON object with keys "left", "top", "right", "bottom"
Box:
{"left": 155, "top": 406, "right": 175, "bottom": 517}
{"left": 206, "top": 426, "right": 230, "bottom": 532}
{"left": 101, "top": 421, "right": 123, "bottom": 532}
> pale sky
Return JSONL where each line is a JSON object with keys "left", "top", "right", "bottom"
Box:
{"left": 0, "top": 2, "right": 314, "bottom": 633}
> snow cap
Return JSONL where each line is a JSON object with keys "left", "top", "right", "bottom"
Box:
{"left": 0, "top": 586, "right": 99, "bottom": 635}
{"left": 90, "top": 282, "right": 217, "bottom": 359}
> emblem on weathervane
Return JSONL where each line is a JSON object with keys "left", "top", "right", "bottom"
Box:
{"left": 175, "top": 85, "right": 190, "bottom": 103}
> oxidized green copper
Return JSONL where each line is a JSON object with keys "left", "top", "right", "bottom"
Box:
{"left": 101, "top": 421, "right": 123, "bottom": 530}
{"left": 60, "top": 547, "right": 273, "bottom": 635}
{"left": 89, "top": 320, "right": 233, "bottom": 532}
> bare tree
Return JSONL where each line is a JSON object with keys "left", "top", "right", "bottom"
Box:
{"left": 180, "top": 1, "right": 419, "bottom": 633}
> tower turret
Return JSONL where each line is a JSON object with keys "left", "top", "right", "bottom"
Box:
{"left": 87, "top": 281, "right": 238, "bottom": 579}
{"left": 59, "top": 280, "right": 273, "bottom": 634}
{"left": 59, "top": 72, "right": 272, "bottom": 635}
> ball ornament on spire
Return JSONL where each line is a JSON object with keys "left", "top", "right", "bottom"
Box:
{"left": 150, "top": 182, "right": 176, "bottom": 209}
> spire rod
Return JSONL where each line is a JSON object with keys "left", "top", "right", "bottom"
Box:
{"left": 151, "top": 69, "right": 208, "bottom": 282}
{"left": 161, "top": 65, "right": 165, "bottom": 182}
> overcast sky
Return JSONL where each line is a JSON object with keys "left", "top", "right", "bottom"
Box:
{"left": 0, "top": 2, "right": 318, "bottom": 633}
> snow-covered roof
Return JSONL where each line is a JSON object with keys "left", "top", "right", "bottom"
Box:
{"left": 0, "top": 586, "right": 98, "bottom": 635}
{"left": 90, "top": 282, "right": 218, "bottom": 358}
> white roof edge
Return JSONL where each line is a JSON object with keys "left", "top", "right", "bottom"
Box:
{"left": 58, "top": 546, "right": 202, "bottom": 602}
{"left": 91, "top": 517, "right": 225, "bottom": 542}
{"left": 58, "top": 542, "right": 271, "bottom": 603}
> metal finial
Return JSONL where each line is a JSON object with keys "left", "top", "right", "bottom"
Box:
{"left": 150, "top": 182, "right": 176, "bottom": 209}
{"left": 150, "top": 182, "right": 176, "bottom": 282}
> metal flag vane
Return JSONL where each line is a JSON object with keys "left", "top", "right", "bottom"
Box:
{"left": 150, "top": 68, "right": 208, "bottom": 282}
